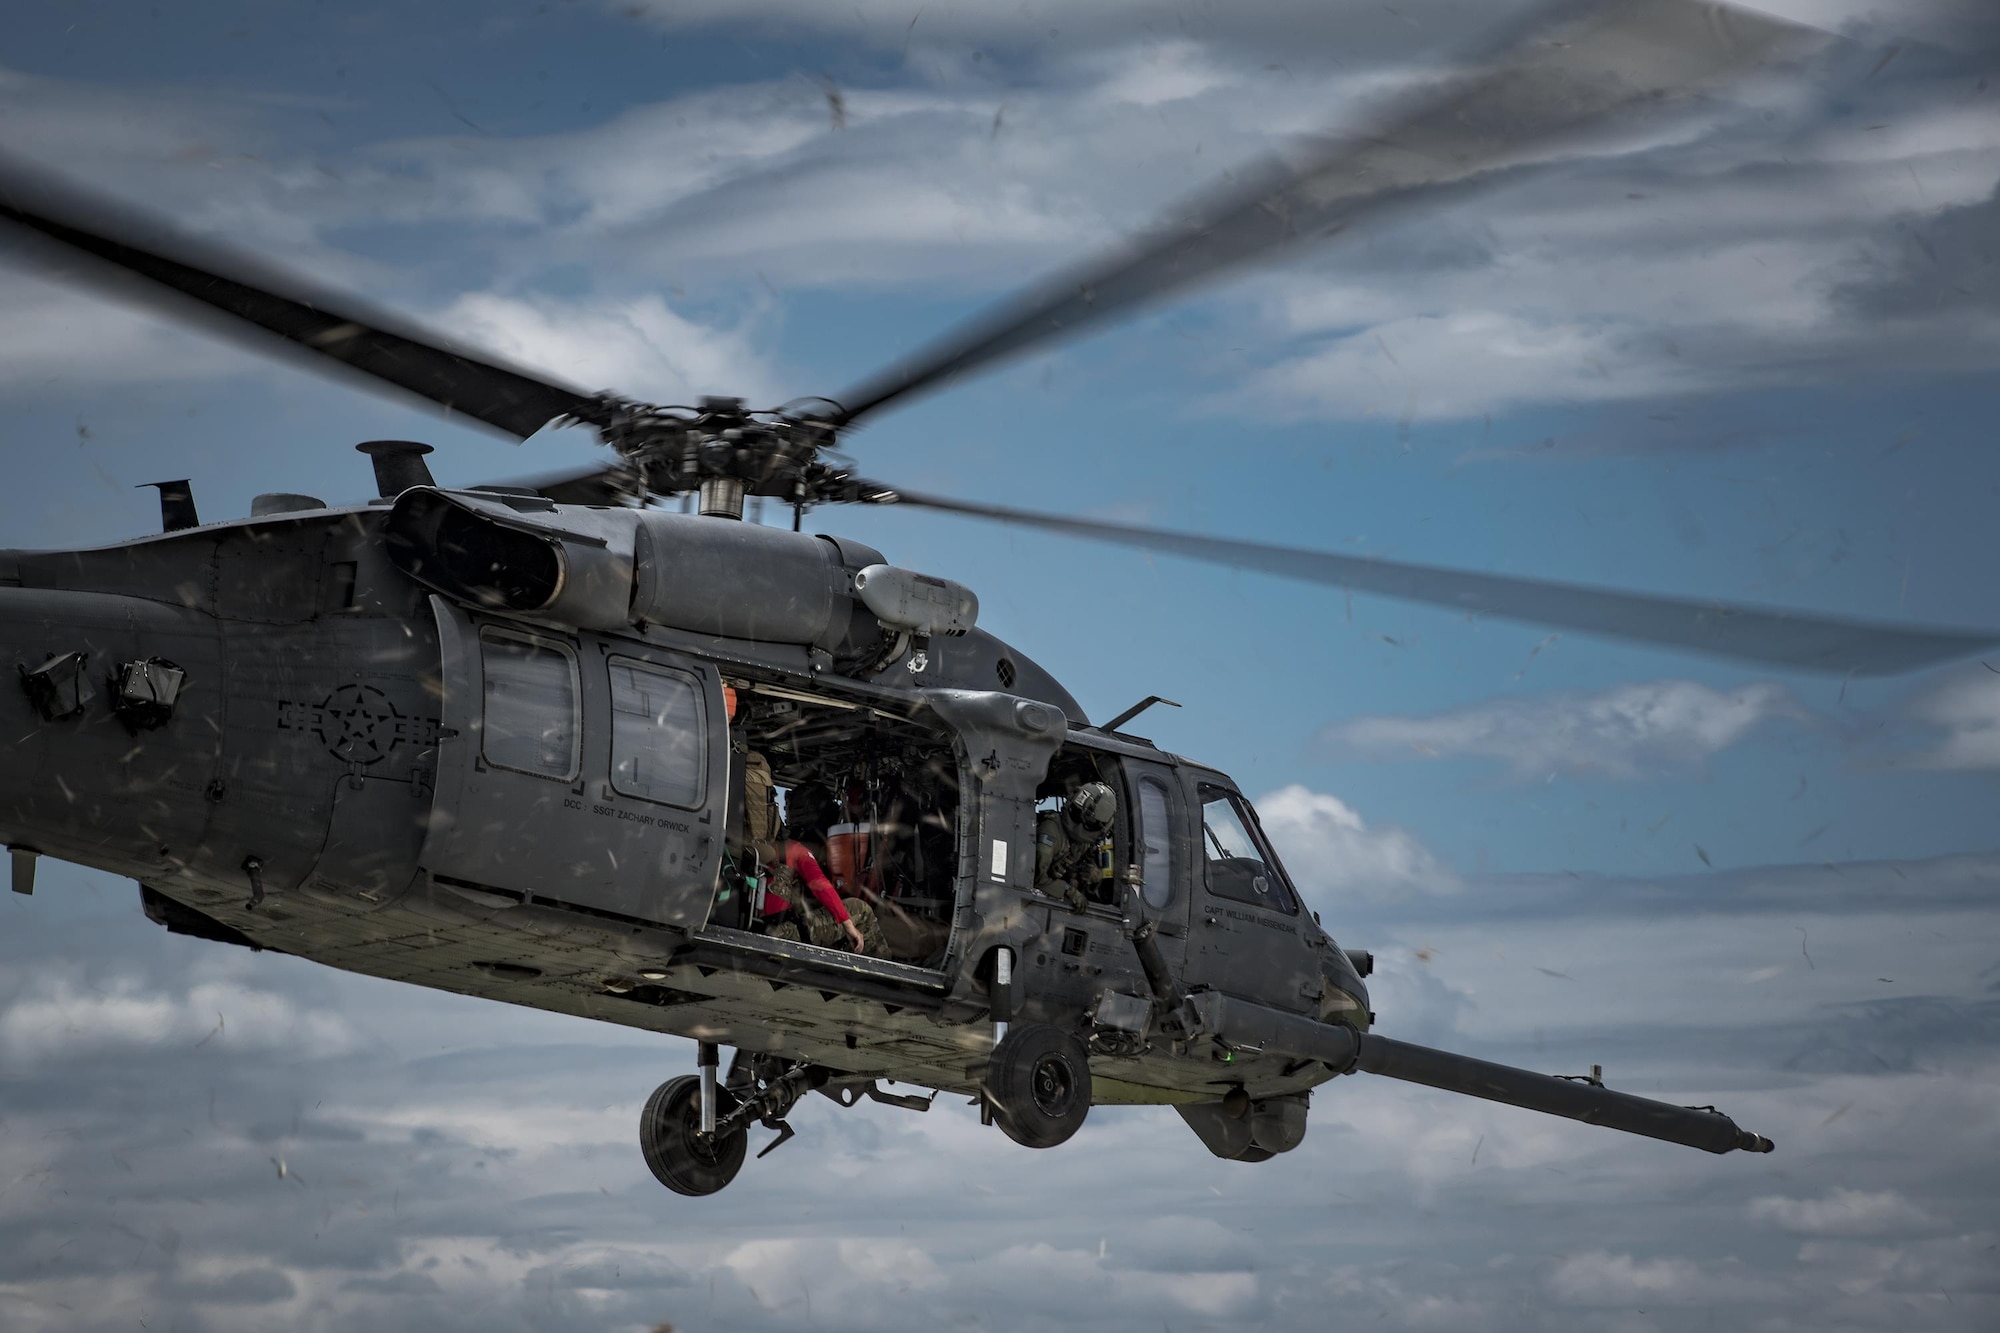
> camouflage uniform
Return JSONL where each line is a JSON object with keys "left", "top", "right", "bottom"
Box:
{"left": 763, "top": 863, "right": 887, "bottom": 956}
{"left": 1034, "top": 782, "right": 1114, "bottom": 910}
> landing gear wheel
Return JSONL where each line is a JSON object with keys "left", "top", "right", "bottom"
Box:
{"left": 640, "top": 1074, "right": 747, "bottom": 1196}
{"left": 985, "top": 1023, "right": 1092, "bottom": 1149}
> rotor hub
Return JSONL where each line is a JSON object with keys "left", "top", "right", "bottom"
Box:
{"left": 574, "top": 394, "right": 883, "bottom": 518}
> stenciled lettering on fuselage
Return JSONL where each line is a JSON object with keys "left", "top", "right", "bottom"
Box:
{"left": 277, "top": 683, "right": 450, "bottom": 766}
{"left": 560, "top": 796, "right": 692, "bottom": 834}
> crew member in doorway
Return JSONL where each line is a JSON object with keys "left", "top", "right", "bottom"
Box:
{"left": 740, "top": 748, "right": 883, "bottom": 954}
{"left": 756, "top": 839, "right": 880, "bottom": 954}
{"left": 1034, "top": 781, "right": 1116, "bottom": 910}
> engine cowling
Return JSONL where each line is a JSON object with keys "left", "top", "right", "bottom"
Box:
{"left": 382, "top": 488, "right": 978, "bottom": 656}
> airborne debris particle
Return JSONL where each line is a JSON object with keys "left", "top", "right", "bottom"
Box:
{"left": 1694, "top": 844, "right": 1711, "bottom": 867}
{"left": 425, "top": 80, "right": 490, "bottom": 135}
{"left": 1515, "top": 634, "right": 1560, "bottom": 680}
{"left": 818, "top": 78, "right": 846, "bottom": 130}
{"left": 1866, "top": 44, "right": 1903, "bottom": 80}
{"left": 1797, "top": 927, "right": 1815, "bottom": 971}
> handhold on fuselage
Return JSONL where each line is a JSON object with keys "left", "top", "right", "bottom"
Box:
{"left": 111, "top": 658, "right": 186, "bottom": 731}
{"left": 18, "top": 650, "right": 94, "bottom": 721}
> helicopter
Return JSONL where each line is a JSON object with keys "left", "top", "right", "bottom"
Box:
{"left": 2, "top": 0, "right": 1993, "bottom": 1198}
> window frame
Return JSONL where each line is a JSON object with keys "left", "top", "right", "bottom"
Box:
{"left": 1196, "top": 783, "right": 1301, "bottom": 916}
{"left": 604, "top": 654, "right": 709, "bottom": 811}
{"left": 477, "top": 625, "right": 582, "bottom": 782}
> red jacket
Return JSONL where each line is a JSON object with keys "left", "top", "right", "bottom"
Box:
{"left": 760, "top": 842, "right": 849, "bottom": 923}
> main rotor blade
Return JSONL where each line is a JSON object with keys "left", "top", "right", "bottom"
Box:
{"left": 474, "top": 463, "right": 640, "bottom": 506}
{"left": 877, "top": 490, "right": 1994, "bottom": 676}
{"left": 0, "top": 154, "right": 600, "bottom": 440}
{"left": 828, "top": 0, "right": 1817, "bottom": 428}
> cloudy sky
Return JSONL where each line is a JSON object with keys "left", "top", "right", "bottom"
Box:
{"left": 3, "top": 0, "right": 1998, "bottom": 1328}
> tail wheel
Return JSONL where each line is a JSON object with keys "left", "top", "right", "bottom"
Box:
{"left": 984, "top": 1023, "right": 1092, "bottom": 1149}
{"left": 640, "top": 1074, "right": 748, "bottom": 1196}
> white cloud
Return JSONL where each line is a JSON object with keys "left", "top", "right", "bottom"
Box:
{"left": 608, "top": 0, "right": 1550, "bottom": 60}
{"left": 1255, "top": 784, "right": 1458, "bottom": 903}
{"left": 6, "top": 6, "right": 1998, "bottom": 426}
{"left": 0, "top": 276, "right": 256, "bottom": 388}
{"left": 1253, "top": 309, "right": 1705, "bottom": 420}
{"left": 3, "top": 852, "right": 1999, "bottom": 1333}
{"left": 722, "top": 1236, "right": 946, "bottom": 1311}
{"left": 1089, "top": 40, "right": 1238, "bottom": 108}
{"left": 0, "top": 976, "right": 360, "bottom": 1062}
{"left": 1899, "top": 671, "right": 2000, "bottom": 769}
{"left": 1320, "top": 679, "right": 1802, "bottom": 779}
{"left": 1748, "top": 1188, "right": 1935, "bottom": 1235}
{"left": 1547, "top": 1251, "right": 1705, "bottom": 1305}
{"left": 438, "top": 291, "right": 782, "bottom": 408}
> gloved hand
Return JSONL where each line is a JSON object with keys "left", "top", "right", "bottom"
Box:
{"left": 1064, "top": 886, "right": 1089, "bottom": 912}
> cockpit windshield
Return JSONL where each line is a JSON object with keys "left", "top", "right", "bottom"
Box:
{"left": 1197, "top": 785, "right": 1298, "bottom": 914}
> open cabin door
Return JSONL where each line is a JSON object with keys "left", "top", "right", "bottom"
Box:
{"left": 421, "top": 597, "right": 728, "bottom": 928}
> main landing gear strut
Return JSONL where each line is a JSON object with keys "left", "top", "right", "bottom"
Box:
{"left": 638, "top": 1044, "right": 934, "bottom": 1197}
{"left": 638, "top": 1026, "right": 1093, "bottom": 1197}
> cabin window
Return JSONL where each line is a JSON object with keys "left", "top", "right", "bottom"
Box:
{"left": 479, "top": 628, "right": 580, "bottom": 780}
{"left": 1198, "top": 784, "right": 1298, "bottom": 914}
{"left": 1137, "top": 776, "right": 1175, "bottom": 909}
{"left": 607, "top": 658, "right": 706, "bottom": 808}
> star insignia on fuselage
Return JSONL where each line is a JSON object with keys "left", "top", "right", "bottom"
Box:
{"left": 278, "top": 684, "right": 446, "bottom": 766}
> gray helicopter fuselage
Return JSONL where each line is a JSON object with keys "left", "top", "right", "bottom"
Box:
{"left": 0, "top": 495, "right": 1359, "bottom": 1116}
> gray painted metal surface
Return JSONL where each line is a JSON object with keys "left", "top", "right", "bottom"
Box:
{"left": 0, "top": 486, "right": 1774, "bottom": 1190}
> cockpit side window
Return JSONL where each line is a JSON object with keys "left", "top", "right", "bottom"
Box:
{"left": 1197, "top": 784, "right": 1298, "bottom": 914}
{"left": 1137, "top": 776, "right": 1175, "bottom": 909}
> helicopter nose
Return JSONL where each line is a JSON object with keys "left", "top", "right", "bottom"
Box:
{"left": 0, "top": 586, "right": 223, "bottom": 885}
